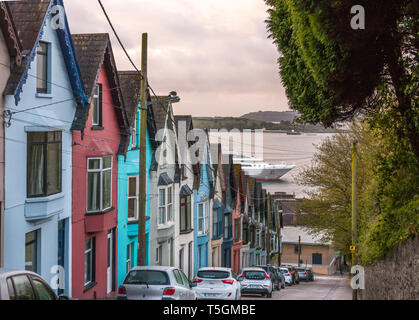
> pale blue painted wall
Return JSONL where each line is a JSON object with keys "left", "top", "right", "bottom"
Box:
{"left": 117, "top": 108, "right": 153, "bottom": 287}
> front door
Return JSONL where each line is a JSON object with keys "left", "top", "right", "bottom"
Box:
{"left": 57, "top": 220, "right": 65, "bottom": 296}
{"left": 107, "top": 230, "right": 113, "bottom": 293}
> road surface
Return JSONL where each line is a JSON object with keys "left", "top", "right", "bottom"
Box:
{"left": 241, "top": 275, "right": 352, "bottom": 300}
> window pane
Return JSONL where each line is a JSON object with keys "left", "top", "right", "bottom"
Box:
{"left": 13, "top": 275, "right": 35, "bottom": 300}
{"left": 103, "top": 156, "right": 112, "bottom": 169}
{"left": 159, "top": 207, "right": 165, "bottom": 225}
{"left": 159, "top": 189, "right": 165, "bottom": 206}
{"left": 47, "top": 142, "right": 61, "bottom": 195}
{"left": 25, "top": 231, "right": 38, "bottom": 273}
{"left": 180, "top": 202, "right": 186, "bottom": 231}
{"left": 36, "top": 42, "right": 48, "bottom": 93}
{"left": 87, "top": 172, "right": 100, "bottom": 212}
{"left": 32, "top": 279, "right": 56, "bottom": 300}
{"left": 167, "top": 187, "right": 172, "bottom": 204}
{"left": 186, "top": 196, "right": 191, "bottom": 229}
{"left": 28, "top": 132, "right": 45, "bottom": 143}
{"left": 128, "top": 198, "right": 137, "bottom": 219}
{"left": 7, "top": 278, "right": 15, "bottom": 300}
{"left": 128, "top": 177, "right": 137, "bottom": 197}
{"left": 28, "top": 144, "right": 44, "bottom": 197}
{"left": 102, "top": 170, "right": 112, "bottom": 209}
{"left": 88, "top": 159, "right": 100, "bottom": 170}
{"left": 167, "top": 204, "right": 172, "bottom": 222}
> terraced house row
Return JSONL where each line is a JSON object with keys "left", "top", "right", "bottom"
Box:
{"left": 0, "top": 0, "right": 283, "bottom": 299}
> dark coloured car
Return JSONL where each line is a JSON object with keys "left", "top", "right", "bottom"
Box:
{"left": 255, "top": 265, "right": 281, "bottom": 291}
{"left": 306, "top": 268, "right": 314, "bottom": 281}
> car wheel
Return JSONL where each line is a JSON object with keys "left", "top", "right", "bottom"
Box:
{"left": 267, "top": 291, "right": 272, "bottom": 298}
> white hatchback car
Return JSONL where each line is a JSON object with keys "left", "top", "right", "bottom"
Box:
{"left": 192, "top": 267, "right": 241, "bottom": 300}
{"left": 280, "top": 267, "right": 294, "bottom": 286}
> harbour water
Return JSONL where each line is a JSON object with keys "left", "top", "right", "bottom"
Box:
{"left": 209, "top": 131, "right": 335, "bottom": 198}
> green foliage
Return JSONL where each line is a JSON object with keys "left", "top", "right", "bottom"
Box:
{"left": 297, "top": 120, "right": 419, "bottom": 265}
{"left": 265, "top": 0, "right": 419, "bottom": 159}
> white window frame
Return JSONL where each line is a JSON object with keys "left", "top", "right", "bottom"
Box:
{"left": 92, "top": 84, "right": 102, "bottom": 126}
{"left": 128, "top": 175, "right": 139, "bottom": 221}
{"left": 86, "top": 156, "right": 113, "bottom": 213}
{"left": 198, "top": 202, "right": 208, "bottom": 236}
{"left": 126, "top": 243, "right": 132, "bottom": 273}
{"left": 158, "top": 188, "right": 166, "bottom": 225}
{"left": 158, "top": 185, "right": 174, "bottom": 226}
{"left": 84, "top": 238, "right": 94, "bottom": 286}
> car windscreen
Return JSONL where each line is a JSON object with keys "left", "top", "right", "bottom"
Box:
{"left": 296, "top": 269, "right": 306, "bottom": 272}
{"left": 280, "top": 269, "right": 289, "bottom": 274}
{"left": 124, "top": 270, "right": 170, "bottom": 285}
{"left": 197, "top": 271, "right": 230, "bottom": 279}
{"left": 243, "top": 271, "right": 266, "bottom": 280}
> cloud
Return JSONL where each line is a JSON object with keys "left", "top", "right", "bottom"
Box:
{"left": 65, "top": 0, "right": 288, "bottom": 117}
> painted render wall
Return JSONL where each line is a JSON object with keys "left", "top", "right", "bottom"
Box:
{"left": 117, "top": 108, "right": 152, "bottom": 287}
{"left": 193, "top": 159, "right": 211, "bottom": 275}
{"left": 4, "top": 20, "right": 75, "bottom": 296}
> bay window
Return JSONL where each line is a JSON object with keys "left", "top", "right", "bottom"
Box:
{"left": 87, "top": 156, "right": 112, "bottom": 213}
{"left": 158, "top": 188, "right": 166, "bottom": 225}
{"left": 27, "top": 131, "right": 62, "bottom": 198}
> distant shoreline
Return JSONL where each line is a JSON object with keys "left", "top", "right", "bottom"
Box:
{"left": 192, "top": 117, "right": 339, "bottom": 133}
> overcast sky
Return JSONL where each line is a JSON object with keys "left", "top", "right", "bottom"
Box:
{"left": 65, "top": 0, "right": 289, "bottom": 117}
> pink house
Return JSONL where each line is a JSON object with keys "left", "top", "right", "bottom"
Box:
{"left": 71, "top": 34, "right": 129, "bottom": 299}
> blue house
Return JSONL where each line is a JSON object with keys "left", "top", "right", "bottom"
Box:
{"left": 193, "top": 133, "right": 214, "bottom": 274}
{"left": 116, "top": 73, "right": 157, "bottom": 287}
{"left": 3, "top": 0, "right": 87, "bottom": 297}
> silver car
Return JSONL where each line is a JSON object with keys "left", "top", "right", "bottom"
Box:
{"left": 192, "top": 267, "right": 241, "bottom": 300}
{"left": 238, "top": 267, "right": 273, "bottom": 298}
{"left": 117, "top": 266, "right": 197, "bottom": 300}
{"left": 0, "top": 269, "right": 68, "bottom": 300}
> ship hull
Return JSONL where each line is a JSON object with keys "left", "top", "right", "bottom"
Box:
{"left": 242, "top": 167, "right": 293, "bottom": 180}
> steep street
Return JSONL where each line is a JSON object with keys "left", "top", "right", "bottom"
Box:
{"left": 242, "top": 275, "right": 352, "bottom": 300}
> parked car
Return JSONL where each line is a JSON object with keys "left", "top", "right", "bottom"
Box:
{"left": 306, "top": 268, "right": 314, "bottom": 281}
{"left": 282, "top": 265, "right": 300, "bottom": 284}
{"left": 296, "top": 268, "right": 309, "bottom": 282}
{"left": 0, "top": 269, "right": 68, "bottom": 300}
{"left": 255, "top": 265, "right": 281, "bottom": 291}
{"left": 238, "top": 267, "right": 273, "bottom": 298}
{"left": 192, "top": 267, "right": 241, "bottom": 300}
{"left": 279, "top": 267, "right": 293, "bottom": 286}
{"left": 117, "top": 266, "right": 197, "bottom": 300}
{"left": 273, "top": 267, "right": 286, "bottom": 289}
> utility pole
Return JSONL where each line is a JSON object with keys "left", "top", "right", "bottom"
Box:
{"left": 137, "top": 33, "right": 148, "bottom": 266}
{"left": 352, "top": 137, "right": 358, "bottom": 300}
{"left": 266, "top": 193, "right": 271, "bottom": 265}
{"left": 297, "top": 236, "right": 301, "bottom": 267}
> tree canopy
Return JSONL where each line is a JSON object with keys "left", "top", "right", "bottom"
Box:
{"left": 265, "top": 0, "right": 418, "bottom": 159}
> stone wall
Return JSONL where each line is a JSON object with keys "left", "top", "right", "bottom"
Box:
{"left": 363, "top": 237, "right": 418, "bottom": 300}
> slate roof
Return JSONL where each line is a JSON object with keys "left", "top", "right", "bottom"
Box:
{"left": 71, "top": 33, "right": 129, "bottom": 154}
{"left": 4, "top": 0, "right": 51, "bottom": 95}
{"left": 151, "top": 96, "right": 169, "bottom": 132}
{"left": 118, "top": 71, "right": 157, "bottom": 151}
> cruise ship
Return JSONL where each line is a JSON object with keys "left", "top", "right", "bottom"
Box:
{"left": 232, "top": 154, "right": 296, "bottom": 180}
